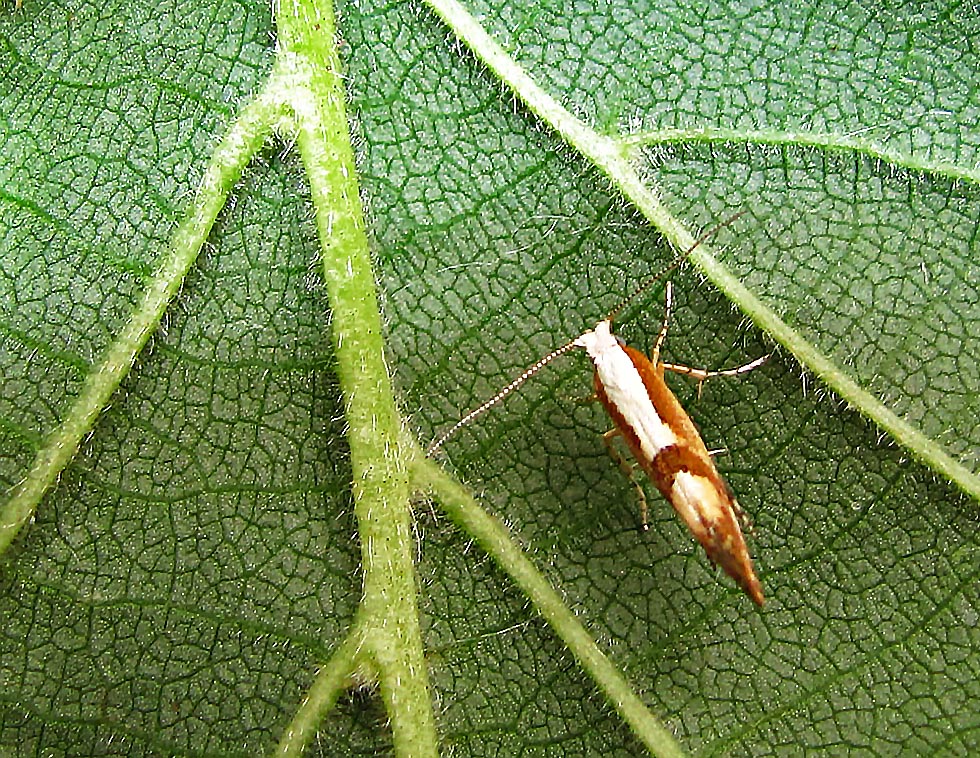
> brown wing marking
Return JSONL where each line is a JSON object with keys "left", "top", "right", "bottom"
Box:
{"left": 598, "top": 344, "right": 764, "bottom": 605}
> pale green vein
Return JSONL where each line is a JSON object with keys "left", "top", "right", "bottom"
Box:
{"left": 621, "top": 126, "right": 980, "bottom": 186}
{"left": 415, "top": 455, "right": 687, "bottom": 758}
{"left": 275, "top": 621, "right": 368, "bottom": 758}
{"left": 0, "top": 86, "right": 284, "bottom": 557}
{"left": 273, "top": 0, "right": 439, "bottom": 755}
{"left": 419, "top": 0, "right": 980, "bottom": 503}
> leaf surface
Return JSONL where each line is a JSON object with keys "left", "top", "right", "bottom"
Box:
{"left": 1, "top": 0, "right": 978, "bottom": 756}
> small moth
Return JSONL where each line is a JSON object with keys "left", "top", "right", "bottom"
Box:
{"left": 428, "top": 215, "right": 767, "bottom": 605}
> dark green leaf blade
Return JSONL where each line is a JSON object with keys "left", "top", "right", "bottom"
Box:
{"left": 1, "top": 0, "right": 978, "bottom": 755}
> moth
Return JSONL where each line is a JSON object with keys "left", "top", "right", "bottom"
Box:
{"left": 428, "top": 216, "right": 767, "bottom": 605}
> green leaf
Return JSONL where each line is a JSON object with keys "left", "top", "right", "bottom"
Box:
{"left": 1, "top": 0, "right": 978, "bottom": 756}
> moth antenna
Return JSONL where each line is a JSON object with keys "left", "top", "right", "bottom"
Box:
{"left": 607, "top": 210, "right": 749, "bottom": 322}
{"left": 426, "top": 338, "right": 580, "bottom": 456}
{"left": 427, "top": 211, "right": 749, "bottom": 457}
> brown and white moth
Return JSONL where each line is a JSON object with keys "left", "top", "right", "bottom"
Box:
{"left": 428, "top": 216, "right": 767, "bottom": 605}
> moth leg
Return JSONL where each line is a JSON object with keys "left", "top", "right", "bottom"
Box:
{"left": 730, "top": 496, "right": 755, "bottom": 537}
{"left": 650, "top": 281, "right": 674, "bottom": 365}
{"left": 602, "top": 429, "right": 649, "bottom": 531}
{"left": 661, "top": 354, "right": 768, "bottom": 398}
